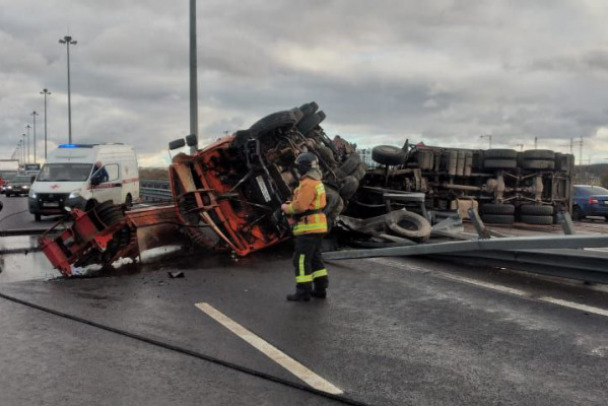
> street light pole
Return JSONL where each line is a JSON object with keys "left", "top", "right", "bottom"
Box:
{"left": 189, "top": 0, "right": 199, "bottom": 154}
{"left": 31, "top": 111, "right": 39, "bottom": 164}
{"left": 59, "top": 35, "right": 77, "bottom": 144}
{"left": 40, "top": 89, "right": 51, "bottom": 160}
{"left": 22, "top": 134, "right": 26, "bottom": 166}
{"left": 25, "top": 124, "right": 31, "bottom": 163}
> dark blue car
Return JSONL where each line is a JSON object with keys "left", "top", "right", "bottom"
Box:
{"left": 572, "top": 184, "right": 608, "bottom": 221}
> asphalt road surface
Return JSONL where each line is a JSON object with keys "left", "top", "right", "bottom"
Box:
{"left": 1, "top": 194, "right": 608, "bottom": 405}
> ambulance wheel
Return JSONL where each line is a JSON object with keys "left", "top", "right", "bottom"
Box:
{"left": 125, "top": 194, "right": 133, "bottom": 208}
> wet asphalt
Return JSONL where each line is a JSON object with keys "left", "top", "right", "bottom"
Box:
{"left": 1, "top": 194, "right": 608, "bottom": 405}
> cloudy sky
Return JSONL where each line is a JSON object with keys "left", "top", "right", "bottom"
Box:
{"left": 1, "top": 0, "right": 608, "bottom": 167}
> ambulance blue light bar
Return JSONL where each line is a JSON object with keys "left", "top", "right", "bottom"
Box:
{"left": 58, "top": 144, "right": 96, "bottom": 148}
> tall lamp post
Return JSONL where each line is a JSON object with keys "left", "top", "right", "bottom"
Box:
{"left": 31, "top": 111, "right": 39, "bottom": 163}
{"left": 59, "top": 35, "right": 77, "bottom": 144}
{"left": 40, "top": 89, "right": 51, "bottom": 160}
{"left": 25, "top": 124, "right": 32, "bottom": 163}
{"left": 22, "top": 134, "right": 26, "bottom": 166}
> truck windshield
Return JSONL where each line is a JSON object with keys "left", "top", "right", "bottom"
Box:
{"left": 37, "top": 163, "right": 94, "bottom": 182}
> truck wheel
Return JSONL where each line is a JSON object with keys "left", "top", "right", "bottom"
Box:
{"left": 481, "top": 214, "right": 515, "bottom": 224}
{"left": 521, "top": 160, "right": 555, "bottom": 170}
{"left": 484, "top": 149, "right": 518, "bottom": 159}
{"left": 338, "top": 153, "right": 361, "bottom": 175}
{"left": 339, "top": 176, "right": 359, "bottom": 200}
{"left": 298, "top": 101, "right": 319, "bottom": 117}
{"left": 372, "top": 145, "right": 406, "bottom": 166}
{"left": 385, "top": 210, "right": 432, "bottom": 242}
{"left": 483, "top": 159, "right": 517, "bottom": 169}
{"left": 481, "top": 203, "right": 515, "bottom": 215}
{"left": 249, "top": 110, "right": 297, "bottom": 137}
{"left": 520, "top": 215, "right": 553, "bottom": 225}
{"left": 297, "top": 111, "right": 325, "bottom": 136}
{"left": 519, "top": 204, "right": 554, "bottom": 216}
{"left": 521, "top": 149, "right": 555, "bottom": 160}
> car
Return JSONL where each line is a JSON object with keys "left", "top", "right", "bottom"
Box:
{"left": 571, "top": 184, "right": 608, "bottom": 221}
{"left": 0, "top": 173, "right": 18, "bottom": 194}
{"left": 5, "top": 174, "right": 35, "bottom": 197}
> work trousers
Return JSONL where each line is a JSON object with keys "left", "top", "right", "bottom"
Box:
{"left": 292, "top": 233, "right": 329, "bottom": 291}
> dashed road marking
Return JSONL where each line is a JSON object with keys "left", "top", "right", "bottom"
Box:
{"left": 195, "top": 302, "right": 343, "bottom": 395}
{"left": 367, "top": 257, "right": 608, "bottom": 318}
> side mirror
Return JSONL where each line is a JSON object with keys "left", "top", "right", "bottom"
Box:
{"left": 169, "top": 139, "right": 186, "bottom": 150}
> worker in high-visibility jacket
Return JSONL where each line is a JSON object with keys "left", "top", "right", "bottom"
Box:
{"left": 281, "top": 152, "right": 329, "bottom": 301}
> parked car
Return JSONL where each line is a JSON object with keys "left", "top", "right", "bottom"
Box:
{"left": 572, "top": 184, "right": 608, "bottom": 221}
{"left": 5, "top": 174, "right": 35, "bottom": 197}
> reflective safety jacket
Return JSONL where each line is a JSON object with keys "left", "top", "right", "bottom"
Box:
{"left": 285, "top": 177, "right": 327, "bottom": 235}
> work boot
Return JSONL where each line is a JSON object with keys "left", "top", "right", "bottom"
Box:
{"left": 311, "top": 289, "right": 326, "bottom": 299}
{"left": 286, "top": 284, "right": 311, "bottom": 302}
{"left": 312, "top": 277, "right": 328, "bottom": 299}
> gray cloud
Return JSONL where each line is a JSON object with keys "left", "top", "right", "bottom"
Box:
{"left": 1, "top": 0, "right": 608, "bottom": 166}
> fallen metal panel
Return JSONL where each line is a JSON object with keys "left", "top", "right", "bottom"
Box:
{"left": 322, "top": 234, "right": 608, "bottom": 261}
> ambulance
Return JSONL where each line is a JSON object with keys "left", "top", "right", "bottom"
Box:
{"left": 29, "top": 144, "right": 139, "bottom": 221}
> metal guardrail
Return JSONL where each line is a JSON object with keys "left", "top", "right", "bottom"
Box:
{"left": 140, "top": 180, "right": 173, "bottom": 203}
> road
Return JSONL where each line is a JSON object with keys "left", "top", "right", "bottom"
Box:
{"left": 1, "top": 194, "right": 608, "bottom": 405}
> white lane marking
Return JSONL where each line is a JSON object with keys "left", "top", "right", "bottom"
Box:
{"left": 367, "top": 257, "right": 608, "bottom": 318}
{"left": 195, "top": 302, "right": 343, "bottom": 395}
{"left": 538, "top": 297, "right": 608, "bottom": 317}
{"left": 439, "top": 274, "right": 528, "bottom": 297}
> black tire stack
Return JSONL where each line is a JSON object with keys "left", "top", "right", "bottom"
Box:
{"left": 518, "top": 204, "right": 554, "bottom": 225}
{"left": 480, "top": 203, "right": 515, "bottom": 224}
{"left": 519, "top": 150, "right": 555, "bottom": 170}
{"left": 483, "top": 149, "right": 518, "bottom": 169}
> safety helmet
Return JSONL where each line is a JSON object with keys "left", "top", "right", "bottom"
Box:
{"left": 294, "top": 152, "right": 319, "bottom": 176}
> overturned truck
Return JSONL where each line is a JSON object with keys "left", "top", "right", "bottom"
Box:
{"left": 362, "top": 143, "right": 574, "bottom": 225}
{"left": 39, "top": 102, "right": 575, "bottom": 276}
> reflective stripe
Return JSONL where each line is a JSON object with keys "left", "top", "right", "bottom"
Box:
{"left": 296, "top": 274, "right": 313, "bottom": 283}
{"left": 293, "top": 222, "right": 328, "bottom": 234}
{"left": 312, "top": 269, "right": 328, "bottom": 278}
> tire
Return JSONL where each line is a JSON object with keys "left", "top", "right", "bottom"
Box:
{"left": 230, "top": 130, "right": 253, "bottom": 149}
{"left": 352, "top": 162, "right": 367, "bottom": 181}
{"left": 521, "top": 149, "right": 555, "bottom": 160}
{"left": 34, "top": 214, "right": 41, "bottom": 222}
{"left": 572, "top": 206, "right": 584, "bottom": 221}
{"left": 483, "top": 159, "right": 517, "bottom": 169}
{"left": 385, "top": 210, "right": 432, "bottom": 242}
{"left": 297, "top": 112, "right": 323, "bottom": 135}
{"left": 519, "top": 204, "right": 554, "bottom": 216}
{"left": 299, "top": 101, "right": 319, "bottom": 117}
{"left": 290, "top": 107, "right": 304, "bottom": 123}
{"left": 520, "top": 215, "right": 553, "bottom": 225}
{"left": 521, "top": 159, "right": 555, "bottom": 170}
{"left": 372, "top": 145, "right": 406, "bottom": 166}
{"left": 484, "top": 149, "right": 517, "bottom": 159}
{"left": 324, "top": 186, "right": 344, "bottom": 223}
{"left": 125, "top": 193, "right": 133, "bottom": 208}
{"left": 316, "top": 145, "right": 336, "bottom": 166}
{"left": 481, "top": 203, "right": 515, "bottom": 215}
{"left": 339, "top": 176, "right": 359, "bottom": 200}
{"left": 338, "top": 154, "right": 361, "bottom": 175}
{"left": 481, "top": 214, "right": 515, "bottom": 224}
{"left": 249, "top": 110, "right": 297, "bottom": 136}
